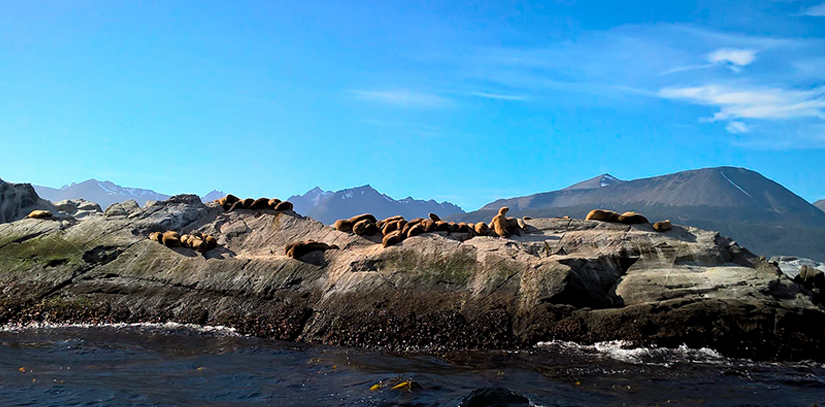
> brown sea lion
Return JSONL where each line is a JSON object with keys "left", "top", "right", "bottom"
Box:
{"left": 285, "top": 240, "right": 339, "bottom": 259}
{"left": 457, "top": 222, "right": 471, "bottom": 234}
{"left": 382, "top": 219, "right": 405, "bottom": 235}
{"left": 653, "top": 220, "right": 672, "bottom": 232}
{"left": 204, "top": 235, "right": 218, "bottom": 250}
{"left": 274, "top": 201, "right": 293, "bottom": 211}
{"left": 334, "top": 213, "right": 378, "bottom": 232}
{"left": 26, "top": 210, "right": 53, "bottom": 219}
{"left": 353, "top": 219, "right": 379, "bottom": 236}
{"left": 618, "top": 211, "right": 649, "bottom": 225}
{"left": 428, "top": 213, "right": 441, "bottom": 221}
{"left": 250, "top": 197, "right": 270, "bottom": 209}
{"left": 148, "top": 232, "right": 163, "bottom": 243}
{"left": 179, "top": 234, "right": 192, "bottom": 248}
{"left": 448, "top": 222, "right": 459, "bottom": 232}
{"left": 422, "top": 219, "right": 436, "bottom": 232}
{"left": 585, "top": 209, "right": 621, "bottom": 222}
{"left": 491, "top": 207, "right": 511, "bottom": 237}
{"left": 435, "top": 220, "right": 451, "bottom": 232}
{"left": 219, "top": 194, "right": 240, "bottom": 210}
{"left": 228, "top": 201, "right": 245, "bottom": 212}
{"left": 474, "top": 222, "right": 489, "bottom": 235}
{"left": 377, "top": 215, "right": 405, "bottom": 229}
{"left": 382, "top": 230, "right": 405, "bottom": 248}
{"left": 162, "top": 231, "right": 181, "bottom": 247}
{"left": 405, "top": 223, "right": 425, "bottom": 239}
{"left": 241, "top": 198, "right": 255, "bottom": 209}
{"left": 407, "top": 217, "right": 424, "bottom": 225}
{"left": 190, "top": 237, "right": 207, "bottom": 252}
{"left": 268, "top": 198, "right": 282, "bottom": 209}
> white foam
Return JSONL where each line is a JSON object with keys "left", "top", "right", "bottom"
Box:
{"left": 0, "top": 321, "right": 240, "bottom": 336}
{"left": 535, "top": 340, "right": 723, "bottom": 365}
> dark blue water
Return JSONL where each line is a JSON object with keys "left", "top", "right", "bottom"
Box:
{"left": 1, "top": 323, "right": 823, "bottom": 406}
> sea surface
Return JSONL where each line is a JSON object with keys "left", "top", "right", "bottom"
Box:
{"left": 0, "top": 323, "right": 823, "bottom": 406}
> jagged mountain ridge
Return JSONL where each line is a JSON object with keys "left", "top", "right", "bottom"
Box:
{"left": 34, "top": 179, "right": 223, "bottom": 209}
{"left": 462, "top": 167, "right": 825, "bottom": 261}
{"left": 289, "top": 185, "right": 464, "bottom": 224}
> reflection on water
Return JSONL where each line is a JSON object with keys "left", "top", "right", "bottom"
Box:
{"left": 0, "top": 323, "right": 823, "bottom": 406}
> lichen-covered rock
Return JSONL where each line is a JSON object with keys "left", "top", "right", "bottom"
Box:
{"left": 0, "top": 196, "right": 822, "bottom": 362}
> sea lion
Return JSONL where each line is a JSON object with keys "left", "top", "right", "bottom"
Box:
{"left": 448, "top": 222, "right": 459, "bottom": 232}
{"left": 241, "top": 198, "right": 255, "bottom": 209}
{"left": 250, "top": 198, "right": 270, "bottom": 210}
{"left": 653, "top": 220, "right": 672, "bottom": 232}
{"left": 26, "top": 210, "right": 52, "bottom": 219}
{"left": 382, "top": 230, "right": 405, "bottom": 248}
{"left": 228, "top": 201, "right": 245, "bottom": 212}
{"left": 274, "top": 201, "right": 293, "bottom": 211}
{"left": 435, "top": 220, "right": 451, "bottom": 232}
{"left": 422, "top": 219, "right": 436, "bottom": 232}
{"left": 405, "top": 223, "right": 425, "bottom": 239}
{"left": 377, "top": 215, "right": 405, "bottom": 229}
{"left": 219, "top": 194, "right": 240, "bottom": 210}
{"left": 382, "top": 219, "right": 405, "bottom": 235}
{"left": 491, "top": 207, "right": 511, "bottom": 237}
{"left": 474, "top": 222, "right": 489, "bottom": 235}
{"left": 285, "top": 240, "right": 339, "bottom": 259}
{"left": 268, "top": 198, "right": 282, "bottom": 209}
{"left": 179, "top": 234, "right": 192, "bottom": 248}
{"left": 162, "top": 231, "right": 181, "bottom": 248}
{"left": 618, "top": 211, "right": 649, "bottom": 225}
{"left": 456, "top": 222, "right": 472, "bottom": 234}
{"left": 148, "top": 232, "right": 163, "bottom": 243}
{"left": 190, "top": 237, "right": 207, "bottom": 252}
{"left": 585, "top": 209, "right": 621, "bottom": 222}
{"left": 204, "top": 235, "right": 218, "bottom": 251}
{"left": 334, "top": 213, "right": 378, "bottom": 232}
{"left": 428, "top": 212, "right": 441, "bottom": 221}
{"left": 353, "top": 219, "right": 379, "bottom": 236}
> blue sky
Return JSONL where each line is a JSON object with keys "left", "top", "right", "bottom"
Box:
{"left": 1, "top": 1, "right": 824, "bottom": 210}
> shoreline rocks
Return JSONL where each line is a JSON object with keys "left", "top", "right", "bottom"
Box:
{"left": 0, "top": 194, "right": 823, "bottom": 362}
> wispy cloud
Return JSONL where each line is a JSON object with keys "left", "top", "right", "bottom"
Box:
{"left": 465, "top": 91, "right": 527, "bottom": 101}
{"left": 725, "top": 121, "right": 749, "bottom": 134}
{"left": 663, "top": 48, "right": 757, "bottom": 75}
{"left": 349, "top": 89, "right": 453, "bottom": 108}
{"left": 800, "top": 3, "right": 825, "bottom": 16}
{"left": 658, "top": 85, "right": 825, "bottom": 121}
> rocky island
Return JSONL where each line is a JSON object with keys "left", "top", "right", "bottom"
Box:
{"left": 0, "top": 178, "right": 823, "bottom": 363}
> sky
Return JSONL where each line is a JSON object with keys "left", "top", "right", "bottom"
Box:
{"left": 1, "top": 0, "right": 825, "bottom": 210}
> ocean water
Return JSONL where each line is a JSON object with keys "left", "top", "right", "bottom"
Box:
{"left": 0, "top": 323, "right": 823, "bottom": 406}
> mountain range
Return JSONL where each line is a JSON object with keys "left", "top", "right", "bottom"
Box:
{"left": 287, "top": 185, "right": 465, "bottom": 225}
{"left": 18, "top": 167, "right": 825, "bottom": 261}
{"left": 457, "top": 166, "right": 825, "bottom": 261}
{"left": 33, "top": 179, "right": 225, "bottom": 209}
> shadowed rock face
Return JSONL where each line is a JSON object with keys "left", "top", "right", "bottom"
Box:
{"left": 0, "top": 194, "right": 823, "bottom": 362}
{"left": 0, "top": 179, "right": 59, "bottom": 223}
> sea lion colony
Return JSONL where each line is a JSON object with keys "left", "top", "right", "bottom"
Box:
{"left": 136, "top": 194, "right": 670, "bottom": 259}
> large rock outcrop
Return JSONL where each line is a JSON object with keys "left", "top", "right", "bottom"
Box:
{"left": 0, "top": 178, "right": 58, "bottom": 223}
{"left": 0, "top": 194, "right": 823, "bottom": 362}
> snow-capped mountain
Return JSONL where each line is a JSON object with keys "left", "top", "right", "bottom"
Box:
{"left": 201, "top": 190, "right": 227, "bottom": 202}
{"left": 34, "top": 179, "right": 172, "bottom": 209}
{"left": 289, "top": 185, "right": 464, "bottom": 225}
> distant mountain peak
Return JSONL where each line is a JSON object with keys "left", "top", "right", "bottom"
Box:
{"left": 564, "top": 173, "right": 625, "bottom": 190}
{"left": 34, "top": 179, "right": 170, "bottom": 209}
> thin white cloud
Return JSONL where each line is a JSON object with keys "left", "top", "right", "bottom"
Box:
{"left": 707, "top": 48, "right": 757, "bottom": 68}
{"left": 725, "top": 121, "right": 749, "bottom": 133}
{"left": 350, "top": 89, "right": 453, "bottom": 108}
{"left": 465, "top": 91, "right": 527, "bottom": 101}
{"left": 800, "top": 3, "right": 825, "bottom": 16}
{"left": 658, "top": 85, "right": 825, "bottom": 121}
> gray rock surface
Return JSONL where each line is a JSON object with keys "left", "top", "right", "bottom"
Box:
{"left": 0, "top": 195, "right": 823, "bottom": 362}
{"left": 0, "top": 178, "right": 59, "bottom": 223}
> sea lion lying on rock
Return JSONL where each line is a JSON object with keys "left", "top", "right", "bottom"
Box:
{"left": 474, "top": 222, "right": 489, "bottom": 235}
{"left": 284, "top": 240, "right": 339, "bottom": 259}
{"left": 274, "top": 201, "right": 293, "bottom": 211}
{"left": 219, "top": 194, "right": 292, "bottom": 212}
{"left": 586, "top": 209, "right": 621, "bottom": 222}
{"left": 26, "top": 210, "right": 53, "bottom": 219}
{"left": 353, "top": 218, "right": 379, "bottom": 236}
{"left": 428, "top": 213, "right": 441, "bottom": 221}
{"left": 334, "top": 213, "right": 378, "bottom": 233}
{"left": 218, "top": 194, "right": 240, "bottom": 210}
{"left": 653, "top": 220, "right": 672, "bottom": 232}
{"left": 382, "top": 230, "right": 405, "bottom": 247}
{"left": 377, "top": 216, "right": 405, "bottom": 229}
{"left": 618, "top": 211, "right": 649, "bottom": 225}
{"left": 250, "top": 198, "right": 270, "bottom": 210}
{"left": 162, "top": 231, "right": 181, "bottom": 248}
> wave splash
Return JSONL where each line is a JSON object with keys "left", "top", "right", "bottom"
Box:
{"left": 0, "top": 321, "right": 240, "bottom": 336}
{"left": 536, "top": 340, "right": 723, "bottom": 365}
